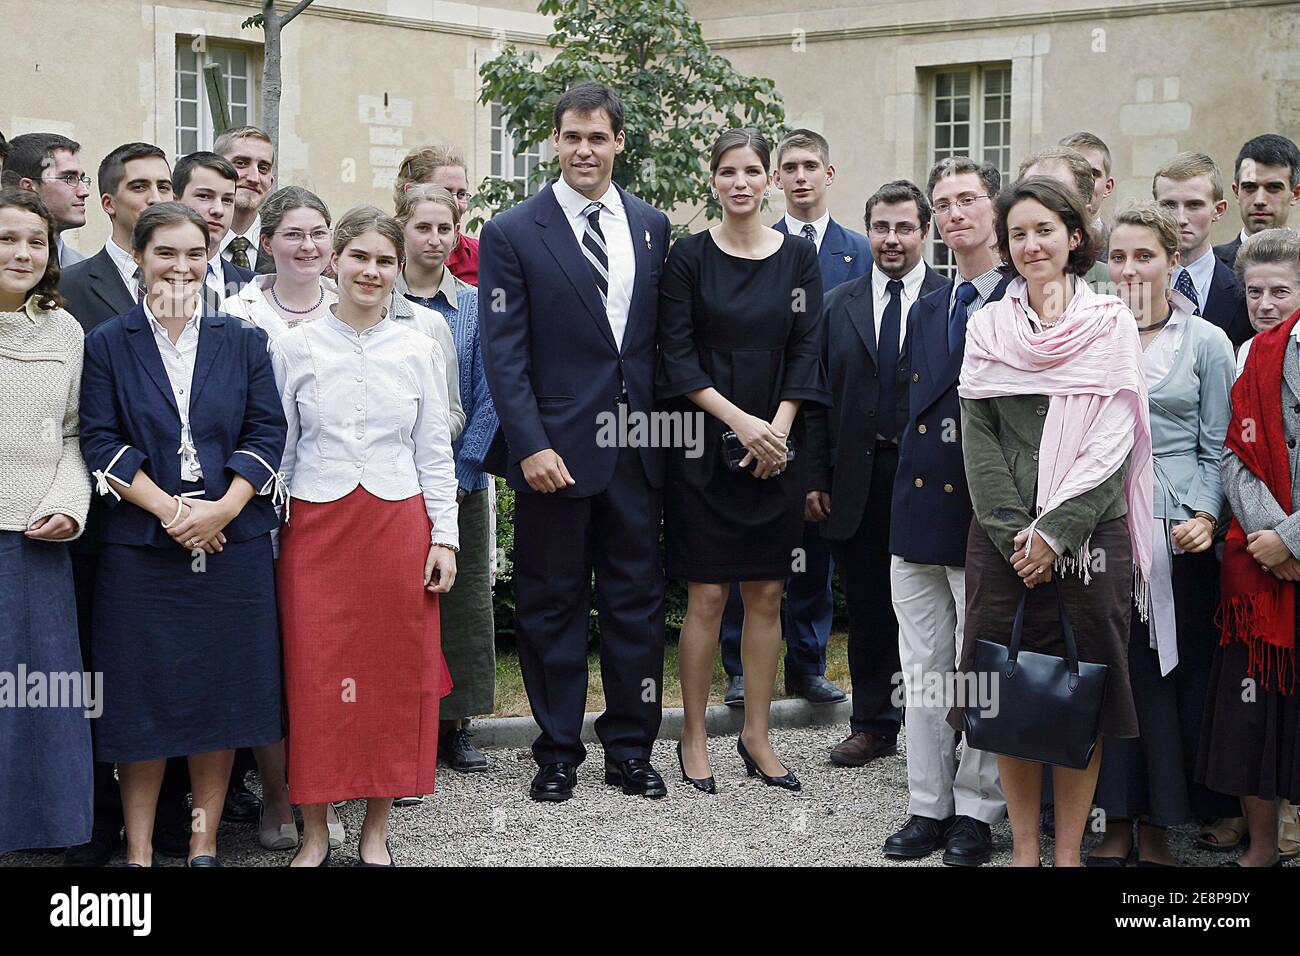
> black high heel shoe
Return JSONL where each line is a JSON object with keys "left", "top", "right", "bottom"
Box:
{"left": 676, "top": 740, "right": 717, "bottom": 794}
{"left": 737, "top": 738, "right": 801, "bottom": 791}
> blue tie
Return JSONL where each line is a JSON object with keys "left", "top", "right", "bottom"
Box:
{"left": 877, "top": 278, "right": 904, "bottom": 441}
{"left": 948, "top": 281, "right": 978, "bottom": 355}
{"left": 1174, "top": 268, "right": 1200, "bottom": 314}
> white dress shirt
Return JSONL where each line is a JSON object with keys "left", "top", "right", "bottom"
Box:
{"left": 269, "top": 309, "right": 459, "bottom": 547}
{"left": 143, "top": 299, "right": 204, "bottom": 482}
{"left": 105, "top": 237, "right": 140, "bottom": 300}
{"left": 219, "top": 215, "right": 261, "bottom": 264}
{"left": 205, "top": 255, "right": 228, "bottom": 304}
{"left": 783, "top": 210, "right": 830, "bottom": 251}
{"left": 870, "top": 258, "right": 928, "bottom": 347}
{"left": 1179, "top": 245, "right": 1217, "bottom": 310}
{"left": 551, "top": 177, "right": 635, "bottom": 350}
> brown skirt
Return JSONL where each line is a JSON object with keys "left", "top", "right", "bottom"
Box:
{"left": 949, "top": 516, "right": 1138, "bottom": 739}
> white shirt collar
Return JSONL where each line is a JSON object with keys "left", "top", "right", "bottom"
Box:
{"left": 552, "top": 176, "right": 622, "bottom": 221}
{"left": 220, "top": 214, "right": 261, "bottom": 254}
{"left": 142, "top": 296, "right": 202, "bottom": 336}
{"left": 1240, "top": 227, "right": 1250, "bottom": 243}
{"left": 783, "top": 210, "right": 830, "bottom": 249}
{"left": 871, "top": 257, "right": 928, "bottom": 301}
{"left": 105, "top": 237, "right": 138, "bottom": 289}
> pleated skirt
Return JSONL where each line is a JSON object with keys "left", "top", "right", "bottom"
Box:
{"left": 280, "top": 487, "right": 451, "bottom": 804}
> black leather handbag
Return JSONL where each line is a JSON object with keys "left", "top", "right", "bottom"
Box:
{"left": 962, "top": 578, "right": 1109, "bottom": 770}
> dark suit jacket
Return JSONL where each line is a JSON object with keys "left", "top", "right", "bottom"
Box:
{"left": 206, "top": 257, "right": 255, "bottom": 312}
{"left": 1201, "top": 254, "right": 1252, "bottom": 350}
{"left": 1213, "top": 235, "right": 1243, "bottom": 272}
{"left": 807, "top": 262, "right": 946, "bottom": 541}
{"left": 889, "top": 272, "right": 1014, "bottom": 566}
{"left": 773, "top": 217, "right": 871, "bottom": 291}
{"left": 478, "top": 181, "right": 671, "bottom": 496}
{"left": 79, "top": 302, "right": 286, "bottom": 548}
{"left": 61, "top": 247, "right": 134, "bottom": 333}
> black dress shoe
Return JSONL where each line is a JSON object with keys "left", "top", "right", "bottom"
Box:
{"left": 529, "top": 763, "right": 578, "bottom": 802}
{"left": 187, "top": 854, "right": 221, "bottom": 867}
{"left": 942, "top": 815, "right": 993, "bottom": 866}
{"left": 737, "top": 738, "right": 801, "bottom": 791}
{"left": 152, "top": 821, "right": 191, "bottom": 859}
{"left": 784, "top": 673, "right": 848, "bottom": 703}
{"left": 883, "top": 815, "right": 954, "bottom": 859}
{"left": 222, "top": 781, "right": 263, "bottom": 824}
{"left": 64, "top": 825, "right": 122, "bottom": 867}
{"left": 724, "top": 675, "right": 745, "bottom": 708}
{"left": 676, "top": 741, "right": 717, "bottom": 794}
{"left": 440, "top": 726, "right": 489, "bottom": 773}
{"left": 605, "top": 758, "right": 668, "bottom": 798}
{"left": 357, "top": 839, "right": 395, "bottom": 867}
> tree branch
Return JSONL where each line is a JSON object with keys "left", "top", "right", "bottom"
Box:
{"left": 280, "top": 0, "right": 316, "bottom": 27}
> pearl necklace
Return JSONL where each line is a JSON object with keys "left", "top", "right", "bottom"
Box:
{"left": 270, "top": 283, "right": 325, "bottom": 315}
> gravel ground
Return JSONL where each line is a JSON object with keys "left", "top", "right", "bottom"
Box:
{"left": 1, "top": 725, "right": 1244, "bottom": 867}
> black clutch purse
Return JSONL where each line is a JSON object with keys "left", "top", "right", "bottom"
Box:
{"left": 962, "top": 578, "right": 1108, "bottom": 770}
{"left": 720, "top": 430, "right": 795, "bottom": 472}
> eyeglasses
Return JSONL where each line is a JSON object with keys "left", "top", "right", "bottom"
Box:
{"left": 39, "top": 173, "right": 91, "bottom": 189}
{"left": 932, "top": 195, "right": 990, "bottom": 215}
{"left": 868, "top": 223, "right": 921, "bottom": 237}
{"left": 275, "top": 229, "right": 332, "bottom": 244}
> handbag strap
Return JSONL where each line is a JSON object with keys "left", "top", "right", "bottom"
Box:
{"left": 1006, "top": 577, "right": 1083, "bottom": 677}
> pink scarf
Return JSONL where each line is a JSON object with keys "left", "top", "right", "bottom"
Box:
{"left": 959, "top": 276, "right": 1153, "bottom": 615}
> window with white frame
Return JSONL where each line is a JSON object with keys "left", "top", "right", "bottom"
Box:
{"left": 176, "top": 41, "right": 258, "bottom": 157}
{"left": 929, "top": 64, "right": 1013, "bottom": 274}
{"left": 490, "top": 102, "right": 551, "bottom": 197}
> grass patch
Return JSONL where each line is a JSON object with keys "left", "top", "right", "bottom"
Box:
{"left": 491, "top": 632, "right": 851, "bottom": 717}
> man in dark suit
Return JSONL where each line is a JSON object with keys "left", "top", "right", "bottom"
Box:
{"left": 479, "top": 83, "right": 672, "bottom": 803}
{"left": 1153, "top": 152, "right": 1252, "bottom": 349}
{"left": 173, "top": 152, "right": 254, "bottom": 311}
{"left": 716, "top": 129, "right": 870, "bottom": 708}
{"left": 1214, "top": 133, "right": 1300, "bottom": 271}
{"left": 215, "top": 126, "right": 277, "bottom": 275}
{"left": 806, "top": 180, "right": 945, "bottom": 768}
{"left": 60, "top": 142, "right": 184, "bottom": 866}
{"left": 883, "top": 158, "right": 1009, "bottom": 866}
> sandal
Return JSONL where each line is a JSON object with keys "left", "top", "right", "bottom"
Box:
{"left": 1197, "top": 816, "right": 1248, "bottom": 852}
{"left": 1279, "top": 803, "right": 1300, "bottom": 861}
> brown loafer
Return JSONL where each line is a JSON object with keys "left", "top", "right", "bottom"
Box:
{"left": 828, "top": 731, "right": 897, "bottom": 767}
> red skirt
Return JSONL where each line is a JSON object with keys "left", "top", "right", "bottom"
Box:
{"left": 279, "top": 487, "right": 452, "bottom": 804}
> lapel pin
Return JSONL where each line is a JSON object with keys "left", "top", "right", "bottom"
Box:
{"left": 844, "top": 255, "right": 853, "bottom": 263}
{"left": 645, "top": 230, "right": 652, "bottom": 250}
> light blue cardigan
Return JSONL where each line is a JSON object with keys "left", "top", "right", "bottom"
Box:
{"left": 1148, "top": 311, "right": 1235, "bottom": 521}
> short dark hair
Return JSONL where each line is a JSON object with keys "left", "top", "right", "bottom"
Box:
{"left": 0, "top": 186, "right": 64, "bottom": 310}
{"left": 865, "top": 179, "right": 932, "bottom": 232}
{"left": 709, "top": 128, "right": 771, "bottom": 175}
{"left": 553, "top": 82, "right": 624, "bottom": 137}
{"left": 0, "top": 132, "right": 81, "bottom": 187}
{"left": 97, "top": 143, "right": 170, "bottom": 200}
{"left": 1233, "top": 133, "right": 1300, "bottom": 189}
{"left": 172, "top": 151, "right": 237, "bottom": 197}
{"left": 925, "top": 156, "right": 1001, "bottom": 200}
{"left": 131, "top": 201, "right": 209, "bottom": 253}
{"left": 995, "top": 175, "right": 1099, "bottom": 279}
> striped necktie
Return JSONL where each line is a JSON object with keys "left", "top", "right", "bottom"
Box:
{"left": 580, "top": 201, "right": 609, "bottom": 310}
{"left": 1174, "top": 267, "right": 1200, "bottom": 314}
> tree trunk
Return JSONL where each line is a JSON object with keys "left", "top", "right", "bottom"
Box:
{"left": 261, "top": 0, "right": 282, "bottom": 159}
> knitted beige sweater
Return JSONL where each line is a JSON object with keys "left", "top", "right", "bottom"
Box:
{"left": 0, "top": 300, "right": 90, "bottom": 539}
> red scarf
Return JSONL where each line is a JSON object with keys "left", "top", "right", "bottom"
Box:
{"left": 1220, "top": 309, "right": 1300, "bottom": 694}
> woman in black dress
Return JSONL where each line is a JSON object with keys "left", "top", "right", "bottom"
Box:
{"left": 658, "top": 129, "right": 827, "bottom": 793}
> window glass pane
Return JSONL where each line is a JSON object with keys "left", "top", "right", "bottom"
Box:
{"left": 952, "top": 72, "right": 971, "bottom": 97}
{"left": 181, "top": 130, "right": 198, "bottom": 155}
{"left": 230, "top": 77, "right": 247, "bottom": 105}
{"left": 953, "top": 126, "right": 969, "bottom": 149}
{"left": 953, "top": 97, "right": 970, "bottom": 124}
{"left": 231, "top": 104, "right": 248, "bottom": 126}
{"left": 937, "top": 73, "right": 951, "bottom": 97}
{"left": 491, "top": 127, "right": 501, "bottom": 153}
{"left": 936, "top": 126, "right": 950, "bottom": 149}
{"left": 984, "top": 121, "right": 1002, "bottom": 146}
{"left": 181, "top": 101, "right": 198, "bottom": 129}
{"left": 226, "top": 51, "right": 247, "bottom": 74}
{"left": 178, "top": 46, "right": 197, "bottom": 71}
{"left": 180, "top": 73, "right": 197, "bottom": 101}
{"left": 936, "top": 99, "right": 951, "bottom": 123}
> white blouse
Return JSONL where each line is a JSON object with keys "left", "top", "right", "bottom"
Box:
{"left": 144, "top": 300, "right": 203, "bottom": 482}
{"left": 269, "top": 309, "right": 459, "bottom": 547}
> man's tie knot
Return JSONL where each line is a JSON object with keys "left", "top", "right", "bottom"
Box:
{"left": 582, "top": 201, "right": 604, "bottom": 226}
{"left": 800, "top": 223, "right": 816, "bottom": 243}
{"left": 227, "top": 236, "right": 252, "bottom": 271}
{"left": 955, "top": 281, "right": 979, "bottom": 305}
{"left": 886, "top": 278, "right": 904, "bottom": 297}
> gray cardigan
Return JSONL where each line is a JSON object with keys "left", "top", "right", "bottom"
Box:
{"left": 1148, "top": 313, "right": 1235, "bottom": 522}
{"left": 1222, "top": 326, "right": 1300, "bottom": 556}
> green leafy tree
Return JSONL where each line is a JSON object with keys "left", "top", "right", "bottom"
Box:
{"left": 470, "top": 0, "right": 785, "bottom": 233}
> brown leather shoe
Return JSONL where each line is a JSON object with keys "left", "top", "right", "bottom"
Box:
{"left": 829, "top": 731, "right": 897, "bottom": 767}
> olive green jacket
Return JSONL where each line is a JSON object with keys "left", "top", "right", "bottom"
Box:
{"left": 960, "top": 392, "right": 1130, "bottom": 561}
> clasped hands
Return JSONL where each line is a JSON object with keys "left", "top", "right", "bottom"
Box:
{"left": 1012, "top": 528, "right": 1057, "bottom": 589}
{"left": 1247, "top": 529, "right": 1300, "bottom": 582}
{"left": 733, "top": 413, "right": 788, "bottom": 479}
{"left": 161, "top": 496, "right": 233, "bottom": 554}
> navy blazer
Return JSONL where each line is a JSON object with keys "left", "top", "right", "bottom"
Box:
{"left": 1213, "top": 235, "right": 1243, "bottom": 272}
{"left": 479, "top": 180, "right": 671, "bottom": 496}
{"left": 806, "top": 263, "right": 946, "bottom": 541}
{"left": 1201, "top": 254, "right": 1252, "bottom": 350}
{"left": 890, "top": 272, "right": 1014, "bottom": 566}
{"left": 773, "top": 217, "right": 871, "bottom": 291}
{"left": 79, "top": 302, "right": 287, "bottom": 548}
